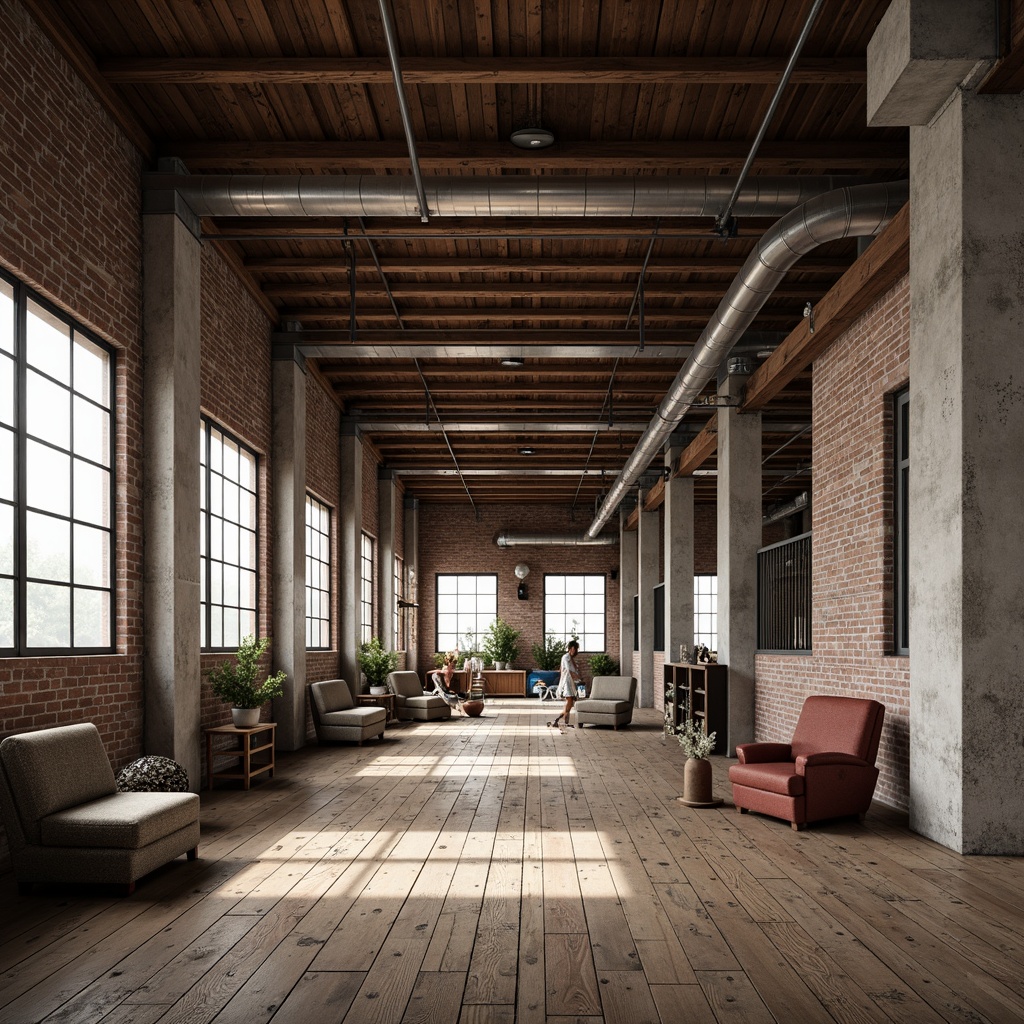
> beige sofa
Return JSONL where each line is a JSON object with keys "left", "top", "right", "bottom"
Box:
{"left": 387, "top": 671, "right": 453, "bottom": 721}
{"left": 575, "top": 675, "right": 638, "bottom": 729}
{"left": 309, "top": 679, "right": 387, "bottom": 744}
{"left": 0, "top": 723, "right": 200, "bottom": 895}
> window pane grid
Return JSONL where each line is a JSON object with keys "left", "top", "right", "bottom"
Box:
{"left": 693, "top": 574, "right": 718, "bottom": 652}
{"left": 305, "top": 494, "right": 331, "bottom": 650}
{"left": 361, "top": 532, "right": 374, "bottom": 643}
{"left": 1, "top": 271, "right": 114, "bottom": 655}
{"left": 543, "top": 574, "right": 606, "bottom": 651}
{"left": 201, "top": 418, "right": 258, "bottom": 651}
{"left": 435, "top": 574, "right": 498, "bottom": 652}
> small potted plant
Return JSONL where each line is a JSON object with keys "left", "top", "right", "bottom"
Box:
{"left": 588, "top": 653, "right": 619, "bottom": 677}
{"left": 483, "top": 616, "right": 521, "bottom": 670}
{"left": 527, "top": 632, "right": 567, "bottom": 692}
{"left": 674, "top": 719, "right": 722, "bottom": 808}
{"left": 208, "top": 635, "right": 287, "bottom": 728}
{"left": 357, "top": 636, "right": 399, "bottom": 694}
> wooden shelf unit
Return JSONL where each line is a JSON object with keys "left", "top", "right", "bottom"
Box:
{"left": 205, "top": 722, "right": 276, "bottom": 791}
{"left": 663, "top": 662, "right": 728, "bottom": 755}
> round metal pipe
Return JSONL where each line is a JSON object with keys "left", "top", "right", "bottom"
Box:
{"left": 496, "top": 532, "right": 618, "bottom": 547}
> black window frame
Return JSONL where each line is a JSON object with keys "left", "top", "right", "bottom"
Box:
{"left": 543, "top": 573, "right": 607, "bottom": 652}
{"left": 894, "top": 386, "right": 910, "bottom": 655}
{"left": 653, "top": 582, "right": 665, "bottom": 652}
{"left": 0, "top": 269, "right": 116, "bottom": 656}
{"left": 200, "top": 416, "right": 259, "bottom": 653}
{"left": 305, "top": 493, "right": 331, "bottom": 651}
{"left": 434, "top": 573, "right": 498, "bottom": 653}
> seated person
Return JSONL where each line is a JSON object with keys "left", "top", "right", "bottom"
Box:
{"left": 430, "top": 651, "right": 466, "bottom": 711}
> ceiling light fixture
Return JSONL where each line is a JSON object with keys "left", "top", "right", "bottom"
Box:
{"left": 510, "top": 127, "right": 555, "bottom": 149}
{"left": 501, "top": 356, "right": 525, "bottom": 367}
{"left": 518, "top": 446, "right": 535, "bottom": 456}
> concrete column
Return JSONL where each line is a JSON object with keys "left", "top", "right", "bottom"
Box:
{"left": 908, "top": 89, "right": 1024, "bottom": 853}
{"left": 717, "top": 369, "right": 761, "bottom": 753}
{"left": 339, "top": 419, "right": 363, "bottom": 687}
{"left": 270, "top": 346, "right": 307, "bottom": 751}
{"left": 403, "top": 496, "right": 419, "bottom": 672}
{"left": 619, "top": 507, "right": 638, "bottom": 677}
{"left": 142, "top": 202, "right": 202, "bottom": 789}
{"left": 636, "top": 497, "right": 659, "bottom": 707}
{"left": 664, "top": 445, "right": 694, "bottom": 665}
{"left": 378, "top": 467, "right": 397, "bottom": 653}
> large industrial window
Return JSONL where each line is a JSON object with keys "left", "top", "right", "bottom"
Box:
{"left": 0, "top": 273, "right": 116, "bottom": 654}
{"left": 693, "top": 574, "right": 718, "bottom": 652}
{"left": 435, "top": 574, "right": 497, "bottom": 653}
{"left": 757, "top": 534, "right": 812, "bottom": 653}
{"left": 200, "top": 419, "right": 258, "bottom": 651}
{"left": 653, "top": 583, "right": 665, "bottom": 652}
{"left": 894, "top": 387, "right": 909, "bottom": 654}
{"left": 305, "top": 494, "right": 331, "bottom": 650}
{"left": 393, "top": 554, "right": 403, "bottom": 650}
{"left": 544, "top": 574, "right": 606, "bottom": 651}
{"left": 360, "top": 532, "right": 375, "bottom": 643}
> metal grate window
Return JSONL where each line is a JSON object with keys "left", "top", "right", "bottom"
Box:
{"left": 0, "top": 272, "right": 116, "bottom": 655}
{"left": 757, "top": 532, "right": 812, "bottom": 653}
{"left": 305, "top": 494, "right": 331, "bottom": 650}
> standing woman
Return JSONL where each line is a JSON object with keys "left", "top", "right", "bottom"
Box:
{"left": 548, "top": 640, "right": 582, "bottom": 730}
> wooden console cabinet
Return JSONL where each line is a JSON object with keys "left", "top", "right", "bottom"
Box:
{"left": 663, "top": 662, "right": 728, "bottom": 755}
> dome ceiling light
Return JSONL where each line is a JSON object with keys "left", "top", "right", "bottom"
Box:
{"left": 510, "top": 127, "right": 555, "bottom": 149}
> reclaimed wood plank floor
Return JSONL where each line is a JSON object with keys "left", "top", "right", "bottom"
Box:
{"left": 1, "top": 699, "right": 1022, "bottom": 1024}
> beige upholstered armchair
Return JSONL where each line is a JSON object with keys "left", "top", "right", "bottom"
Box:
{"left": 387, "top": 671, "right": 453, "bottom": 721}
{"left": 575, "top": 675, "right": 638, "bottom": 729}
{"left": 309, "top": 679, "right": 387, "bottom": 745}
{"left": 0, "top": 723, "right": 200, "bottom": 895}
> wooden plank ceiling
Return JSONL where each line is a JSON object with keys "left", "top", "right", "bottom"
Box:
{"left": 39, "top": 0, "right": 912, "bottom": 515}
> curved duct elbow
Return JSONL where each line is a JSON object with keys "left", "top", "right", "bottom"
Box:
{"left": 496, "top": 532, "right": 618, "bottom": 548}
{"left": 585, "top": 180, "right": 909, "bottom": 540}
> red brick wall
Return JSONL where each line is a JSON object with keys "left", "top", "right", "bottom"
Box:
{"left": 755, "top": 276, "right": 911, "bottom": 810}
{"left": 0, "top": 1, "right": 145, "bottom": 768}
{"left": 417, "top": 504, "right": 620, "bottom": 676}
{"left": 198, "top": 246, "right": 274, "bottom": 733}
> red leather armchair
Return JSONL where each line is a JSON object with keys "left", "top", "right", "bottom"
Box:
{"left": 729, "top": 695, "right": 885, "bottom": 831}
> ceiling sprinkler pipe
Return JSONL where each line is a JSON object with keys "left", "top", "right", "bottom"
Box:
{"left": 496, "top": 532, "right": 618, "bottom": 547}
{"left": 584, "top": 179, "right": 909, "bottom": 540}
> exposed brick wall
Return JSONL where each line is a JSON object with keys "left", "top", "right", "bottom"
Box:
{"left": 197, "top": 245, "right": 275, "bottom": 734}
{"left": 417, "top": 504, "right": 620, "bottom": 676}
{"left": 755, "top": 275, "right": 911, "bottom": 810}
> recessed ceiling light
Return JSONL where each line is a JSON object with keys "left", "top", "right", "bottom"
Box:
{"left": 518, "top": 446, "right": 535, "bottom": 456}
{"left": 501, "top": 356, "right": 525, "bottom": 367}
{"left": 510, "top": 127, "right": 555, "bottom": 149}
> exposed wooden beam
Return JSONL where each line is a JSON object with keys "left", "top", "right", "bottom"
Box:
{"left": 742, "top": 201, "right": 910, "bottom": 410}
{"left": 163, "top": 139, "right": 903, "bottom": 173}
{"left": 295, "top": 328, "right": 696, "bottom": 345}
{"left": 100, "top": 55, "right": 866, "bottom": 86}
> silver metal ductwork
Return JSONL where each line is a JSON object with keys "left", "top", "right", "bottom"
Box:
{"left": 149, "top": 173, "right": 855, "bottom": 220}
{"left": 496, "top": 531, "right": 618, "bottom": 548}
{"left": 583, "top": 180, "right": 909, "bottom": 540}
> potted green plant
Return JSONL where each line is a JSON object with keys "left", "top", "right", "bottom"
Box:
{"left": 674, "top": 719, "right": 722, "bottom": 808}
{"left": 531, "top": 632, "right": 567, "bottom": 671}
{"left": 357, "top": 636, "right": 399, "bottom": 694}
{"left": 588, "top": 653, "right": 619, "bottom": 677}
{"left": 208, "top": 635, "right": 287, "bottom": 728}
{"left": 483, "top": 616, "right": 521, "bottom": 670}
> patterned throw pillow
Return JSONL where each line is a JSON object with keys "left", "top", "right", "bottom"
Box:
{"left": 116, "top": 756, "right": 190, "bottom": 793}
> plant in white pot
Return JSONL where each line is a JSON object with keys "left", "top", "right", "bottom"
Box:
{"left": 208, "top": 635, "right": 287, "bottom": 728}
{"left": 674, "top": 719, "right": 723, "bottom": 808}
{"left": 483, "top": 616, "right": 521, "bottom": 670}
{"left": 357, "top": 636, "right": 398, "bottom": 694}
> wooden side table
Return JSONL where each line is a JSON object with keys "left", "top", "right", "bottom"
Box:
{"left": 358, "top": 692, "right": 397, "bottom": 723}
{"left": 205, "top": 722, "right": 276, "bottom": 791}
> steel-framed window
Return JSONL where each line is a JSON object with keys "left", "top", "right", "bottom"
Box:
{"left": 0, "top": 271, "right": 115, "bottom": 655}
{"left": 393, "top": 554, "right": 403, "bottom": 650}
{"left": 435, "top": 574, "right": 497, "bottom": 653}
{"left": 894, "top": 387, "right": 909, "bottom": 654}
{"left": 305, "top": 494, "right": 331, "bottom": 650}
{"left": 200, "top": 418, "right": 258, "bottom": 651}
{"left": 360, "top": 532, "right": 374, "bottom": 642}
{"left": 544, "top": 574, "right": 606, "bottom": 652}
{"left": 694, "top": 574, "right": 718, "bottom": 652}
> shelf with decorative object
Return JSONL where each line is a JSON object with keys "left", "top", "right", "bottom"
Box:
{"left": 663, "top": 662, "right": 728, "bottom": 755}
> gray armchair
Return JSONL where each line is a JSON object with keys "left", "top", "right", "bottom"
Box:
{"left": 309, "top": 679, "right": 387, "bottom": 745}
{"left": 575, "top": 675, "right": 637, "bottom": 729}
{"left": 387, "top": 671, "right": 453, "bottom": 722}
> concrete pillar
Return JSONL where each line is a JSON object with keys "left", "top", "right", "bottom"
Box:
{"left": 908, "top": 89, "right": 1024, "bottom": 853}
{"left": 717, "top": 368, "right": 761, "bottom": 753}
{"left": 664, "top": 445, "right": 694, "bottom": 665}
{"left": 636, "top": 496, "right": 659, "bottom": 707}
{"left": 270, "top": 345, "right": 307, "bottom": 751}
{"left": 142, "top": 201, "right": 202, "bottom": 789}
{"left": 378, "top": 467, "right": 397, "bottom": 653}
{"left": 339, "top": 419, "right": 363, "bottom": 687}
{"left": 404, "top": 496, "right": 419, "bottom": 672}
{"left": 619, "top": 507, "right": 638, "bottom": 677}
